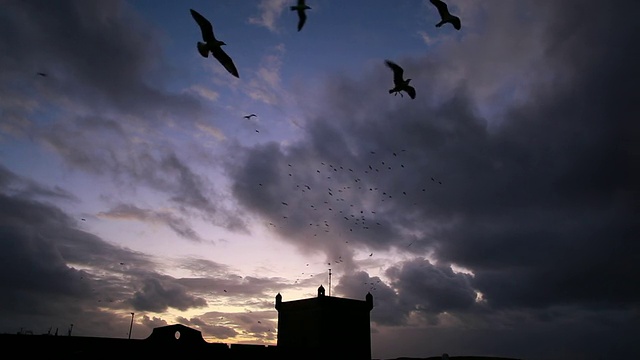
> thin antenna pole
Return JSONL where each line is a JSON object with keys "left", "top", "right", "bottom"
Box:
{"left": 328, "top": 268, "right": 332, "bottom": 296}
{"left": 128, "top": 312, "right": 134, "bottom": 339}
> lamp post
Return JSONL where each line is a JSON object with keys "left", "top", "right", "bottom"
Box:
{"left": 128, "top": 312, "right": 134, "bottom": 339}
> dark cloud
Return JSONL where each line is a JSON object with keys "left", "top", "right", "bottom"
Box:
{"left": 0, "top": 0, "right": 198, "bottom": 118}
{"left": 177, "top": 257, "right": 234, "bottom": 278}
{"left": 38, "top": 116, "right": 248, "bottom": 232}
{"left": 0, "top": 166, "right": 281, "bottom": 339}
{"left": 387, "top": 259, "right": 477, "bottom": 315}
{"left": 176, "top": 308, "right": 279, "bottom": 343}
{"left": 0, "top": 167, "right": 152, "bottom": 335}
{"left": 372, "top": 308, "right": 640, "bottom": 360}
{"left": 228, "top": 0, "right": 640, "bottom": 357}
{"left": 130, "top": 276, "right": 208, "bottom": 312}
{"left": 228, "top": 136, "right": 409, "bottom": 256}
{"left": 99, "top": 203, "right": 206, "bottom": 242}
{"left": 0, "top": 163, "right": 78, "bottom": 202}
{"left": 178, "top": 274, "right": 291, "bottom": 302}
{"left": 140, "top": 315, "right": 169, "bottom": 330}
{"left": 176, "top": 315, "right": 239, "bottom": 340}
{"left": 336, "top": 271, "right": 406, "bottom": 326}
{"left": 0, "top": 0, "right": 248, "bottom": 235}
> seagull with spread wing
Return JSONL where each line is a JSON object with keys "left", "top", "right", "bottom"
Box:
{"left": 243, "top": 114, "right": 257, "bottom": 120}
{"left": 430, "top": 0, "right": 461, "bottom": 30}
{"left": 385, "top": 60, "right": 416, "bottom": 99}
{"left": 291, "top": 0, "right": 311, "bottom": 32}
{"left": 190, "top": 9, "right": 239, "bottom": 78}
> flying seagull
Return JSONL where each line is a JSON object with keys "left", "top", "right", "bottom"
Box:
{"left": 291, "top": 0, "right": 311, "bottom": 32}
{"left": 190, "top": 9, "right": 239, "bottom": 78}
{"left": 385, "top": 60, "right": 416, "bottom": 99}
{"left": 430, "top": 0, "right": 461, "bottom": 30}
{"left": 243, "top": 113, "right": 257, "bottom": 120}
{"left": 36, "top": 72, "right": 47, "bottom": 77}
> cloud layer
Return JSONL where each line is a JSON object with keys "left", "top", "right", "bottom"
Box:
{"left": 0, "top": 0, "right": 638, "bottom": 359}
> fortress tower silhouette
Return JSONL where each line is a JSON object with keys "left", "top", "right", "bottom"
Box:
{"left": 275, "top": 285, "right": 374, "bottom": 359}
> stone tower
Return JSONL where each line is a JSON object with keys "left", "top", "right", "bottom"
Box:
{"left": 275, "top": 286, "right": 374, "bottom": 359}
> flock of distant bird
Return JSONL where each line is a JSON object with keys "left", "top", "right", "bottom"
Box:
{"left": 262, "top": 148, "right": 445, "bottom": 252}
{"left": 190, "top": 0, "right": 461, "bottom": 100}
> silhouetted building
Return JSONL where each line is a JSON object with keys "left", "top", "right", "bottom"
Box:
{"left": 275, "top": 285, "right": 374, "bottom": 360}
{"left": 0, "top": 323, "right": 274, "bottom": 359}
{"left": 144, "top": 323, "right": 232, "bottom": 356}
{"left": 0, "top": 288, "right": 373, "bottom": 359}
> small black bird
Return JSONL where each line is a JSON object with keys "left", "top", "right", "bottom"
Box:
{"left": 243, "top": 113, "right": 257, "bottom": 120}
{"left": 190, "top": 9, "right": 239, "bottom": 78}
{"left": 385, "top": 60, "right": 416, "bottom": 99}
{"left": 430, "top": 0, "right": 461, "bottom": 30}
{"left": 291, "top": 0, "right": 311, "bottom": 31}
{"left": 36, "top": 72, "right": 47, "bottom": 77}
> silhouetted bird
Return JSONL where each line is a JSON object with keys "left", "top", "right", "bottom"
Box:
{"left": 243, "top": 113, "right": 257, "bottom": 119}
{"left": 385, "top": 60, "right": 416, "bottom": 99}
{"left": 190, "top": 9, "right": 239, "bottom": 78}
{"left": 430, "top": 0, "right": 461, "bottom": 30}
{"left": 36, "top": 72, "right": 47, "bottom": 77}
{"left": 291, "top": 0, "right": 311, "bottom": 31}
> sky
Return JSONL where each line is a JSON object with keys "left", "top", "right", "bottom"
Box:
{"left": 0, "top": 0, "right": 638, "bottom": 359}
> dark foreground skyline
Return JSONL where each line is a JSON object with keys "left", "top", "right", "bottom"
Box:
{"left": 1, "top": 323, "right": 521, "bottom": 360}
